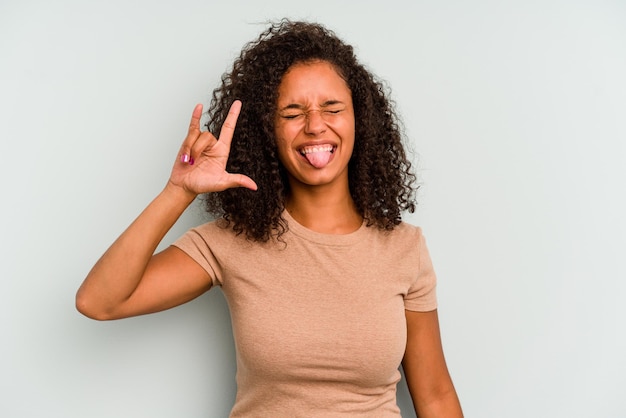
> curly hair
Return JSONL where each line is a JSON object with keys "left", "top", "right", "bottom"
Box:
{"left": 203, "top": 19, "right": 417, "bottom": 242}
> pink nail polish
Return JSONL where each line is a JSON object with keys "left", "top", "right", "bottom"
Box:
{"left": 189, "top": 157, "right": 195, "bottom": 165}
{"left": 181, "top": 154, "right": 189, "bottom": 163}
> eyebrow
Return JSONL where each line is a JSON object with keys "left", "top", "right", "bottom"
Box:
{"left": 278, "top": 100, "right": 344, "bottom": 112}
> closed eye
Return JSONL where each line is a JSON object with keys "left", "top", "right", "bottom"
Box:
{"left": 277, "top": 104, "right": 345, "bottom": 120}
{"left": 281, "top": 113, "right": 305, "bottom": 120}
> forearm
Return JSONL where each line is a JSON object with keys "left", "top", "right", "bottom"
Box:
{"left": 76, "top": 183, "right": 196, "bottom": 319}
{"left": 413, "top": 386, "right": 463, "bottom": 418}
{"left": 403, "top": 310, "right": 463, "bottom": 418}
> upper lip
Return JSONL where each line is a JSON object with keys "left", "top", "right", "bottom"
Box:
{"left": 297, "top": 140, "right": 337, "bottom": 152}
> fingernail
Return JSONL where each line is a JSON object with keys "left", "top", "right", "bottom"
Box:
{"left": 189, "top": 157, "right": 195, "bottom": 165}
{"left": 181, "top": 154, "right": 189, "bottom": 163}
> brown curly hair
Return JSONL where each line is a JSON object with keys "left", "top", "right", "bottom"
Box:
{"left": 203, "top": 19, "right": 417, "bottom": 241}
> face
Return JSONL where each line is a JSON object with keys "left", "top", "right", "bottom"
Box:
{"left": 274, "top": 60, "right": 355, "bottom": 190}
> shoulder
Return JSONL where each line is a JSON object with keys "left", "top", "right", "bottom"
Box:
{"left": 176, "top": 218, "right": 246, "bottom": 250}
{"left": 187, "top": 218, "right": 231, "bottom": 237}
{"left": 372, "top": 221, "right": 425, "bottom": 246}
{"left": 394, "top": 221, "right": 424, "bottom": 236}
{"left": 356, "top": 221, "right": 428, "bottom": 264}
{"left": 180, "top": 218, "right": 280, "bottom": 255}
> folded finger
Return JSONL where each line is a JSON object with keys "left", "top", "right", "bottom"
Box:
{"left": 189, "top": 131, "right": 218, "bottom": 164}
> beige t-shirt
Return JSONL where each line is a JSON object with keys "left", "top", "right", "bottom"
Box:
{"left": 173, "top": 210, "right": 437, "bottom": 417}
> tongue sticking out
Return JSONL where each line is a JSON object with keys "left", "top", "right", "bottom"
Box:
{"left": 304, "top": 149, "right": 333, "bottom": 168}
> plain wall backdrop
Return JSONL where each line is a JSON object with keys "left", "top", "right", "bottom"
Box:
{"left": 1, "top": 0, "right": 625, "bottom": 417}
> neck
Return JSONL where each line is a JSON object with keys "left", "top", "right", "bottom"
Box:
{"left": 285, "top": 182, "right": 363, "bottom": 234}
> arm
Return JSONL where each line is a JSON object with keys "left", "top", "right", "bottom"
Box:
{"left": 76, "top": 101, "right": 256, "bottom": 320}
{"left": 402, "top": 309, "right": 463, "bottom": 418}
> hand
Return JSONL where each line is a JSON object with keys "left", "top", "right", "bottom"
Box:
{"left": 168, "top": 100, "right": 257, "bottom": 196}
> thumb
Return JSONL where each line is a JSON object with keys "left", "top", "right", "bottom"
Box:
{"left": 225, "top": 173, "right": 257, "bottom": 191}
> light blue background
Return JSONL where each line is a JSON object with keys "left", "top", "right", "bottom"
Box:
{"left": 1, "top": 1, "right": 625, "bottom": 416}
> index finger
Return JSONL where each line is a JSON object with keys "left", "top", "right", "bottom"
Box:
{"left": 188, "top": 103, "right": 203, "bottom": 134}
{"left": 216, "top": 100, "right": 242, "bottom": 145}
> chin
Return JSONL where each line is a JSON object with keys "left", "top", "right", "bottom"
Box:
{"left": 290, "top": 168, "right": 349, "bottom": 188}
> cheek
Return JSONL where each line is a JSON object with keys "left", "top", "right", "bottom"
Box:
{"left": 329, "top": 119, "right": 355, "bottom": 146}
{"left": 275, "top": 122, "right": 299, "bottom": 141}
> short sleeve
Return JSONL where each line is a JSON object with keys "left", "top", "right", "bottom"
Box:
{"left": 172, "top": 224, "right": 224, "bottom": 287}
{"left": 403, "top": 229, "right": 438, "bottom": 312}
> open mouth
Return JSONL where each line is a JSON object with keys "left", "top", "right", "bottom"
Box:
{"left": 298, "top": 145, "right": 336, "bottom": 168}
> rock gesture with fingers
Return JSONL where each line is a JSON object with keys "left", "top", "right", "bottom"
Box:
{"left": 169, "top": 100, "right": 257, "bottom": 197}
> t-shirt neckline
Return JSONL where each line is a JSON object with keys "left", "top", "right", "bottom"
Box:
{"left": 282, "top": 209, "right": 369, "bottom": 246}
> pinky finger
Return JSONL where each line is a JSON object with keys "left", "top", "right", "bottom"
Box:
{"left": 179, "top": 104, "right": 204, "bottom": 164}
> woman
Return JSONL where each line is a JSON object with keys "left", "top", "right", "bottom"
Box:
{"left": 76, "top": 20, "right": 463, "bottom": 417}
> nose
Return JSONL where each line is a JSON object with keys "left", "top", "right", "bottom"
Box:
{"left": 304, "top": 110, "right": 327, "bottom": 136}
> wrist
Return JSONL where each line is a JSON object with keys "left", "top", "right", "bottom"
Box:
{"left": 162, "top": 181, "right": 198, "bottom": 206}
